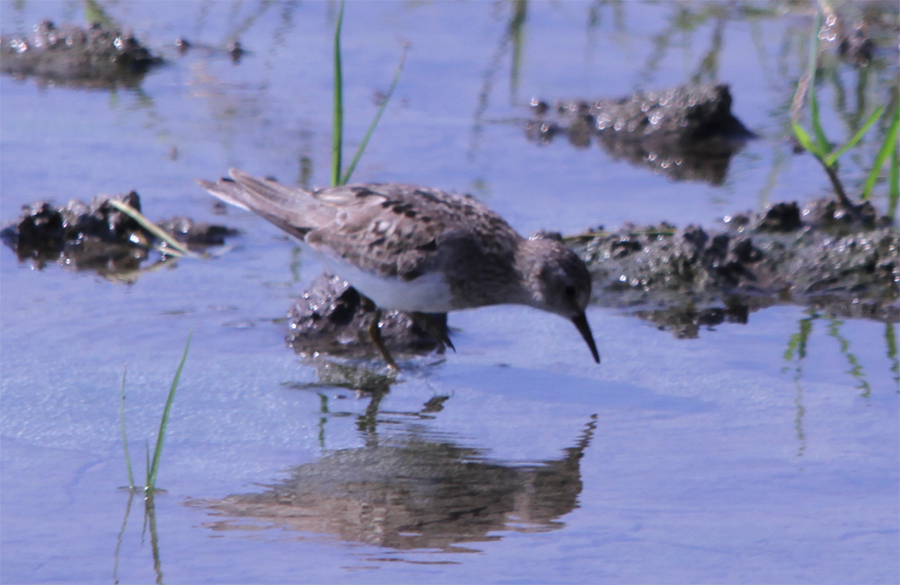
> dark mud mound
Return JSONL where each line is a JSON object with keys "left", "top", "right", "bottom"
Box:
{"left": 569, "top": 198, "right": 898, "bottom": 338}
{"left": 286, "top": 272, "right": 448, "bottom": 359}
{"left": 1, "top": 191, "right": 236, "bottom": 279}
{"left": 1, "top": 21, "right": 162, "bottom": 89}
{"left": 526, "top": 84, "right": 754, "bottom": 185}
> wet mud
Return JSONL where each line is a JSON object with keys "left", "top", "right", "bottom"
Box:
{"left": 828, "top": 0, "right": 900, "bottom": 67}
{"left": 1, "top": 192, "right": 236, "bottom": 279}
{"left": 4, "top": 189, "right": 894, "bottom": 347}
{"left": 287, "top": 272, "right": 447, "bottom": 358}
{"left": 526, "top": 84, "right": 755, "bottom": 185}
{"left": 569, "top": 198, "right": 898, "bottom": 338}
{"left": 1, "top": 21, "right": 162, "bottom": 89}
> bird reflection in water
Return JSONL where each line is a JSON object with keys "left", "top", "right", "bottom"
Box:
{"left": 190, "top": 380, "right": 597, "bottom": 553}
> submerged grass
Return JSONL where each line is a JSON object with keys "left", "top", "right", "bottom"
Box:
{"left": 119, "top": 331, "right": 192, "bottom": 493}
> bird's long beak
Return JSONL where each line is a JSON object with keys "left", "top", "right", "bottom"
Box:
{"left": 572, "top": 311, "right": 600, "bottom": 364}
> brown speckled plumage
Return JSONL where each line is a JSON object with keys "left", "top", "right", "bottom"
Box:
{"left": 198, "top": 168, "right": 600, "bottom": 363}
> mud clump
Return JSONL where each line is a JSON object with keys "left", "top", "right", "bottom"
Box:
{"left": 1, "top": 192, "right": 236, "bottom": 278}
{"left": 570, "top": 198, "right": 897, "bottom": 337}
{"left": 287, "top": 272, "right": 447, "bottom": 359}
{"left": 155, "top": 217, "right": 237, "bottom": 246}
{"left": 1, "top": 20, "right": 162, "bottom": 89}
{"left": 526, "top": 84, "right": 754, "bottom": 185}
{"left": 824, "top": 1, "right": 900, "bottom": 68}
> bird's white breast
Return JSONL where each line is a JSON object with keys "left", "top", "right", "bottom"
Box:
{"left": 317, "top": 253, "right": 455, "bottom": 313}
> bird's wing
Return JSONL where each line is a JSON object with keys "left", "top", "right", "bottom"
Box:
{"left": 198, "top": 171, "right": 520, "bottom": 282}
{"left": 305, "top": 183, "right": 521, "bottom": 281}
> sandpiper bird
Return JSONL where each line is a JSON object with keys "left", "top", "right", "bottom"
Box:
{"left": 198, "top": 169, "right": 600, "bottom": 368}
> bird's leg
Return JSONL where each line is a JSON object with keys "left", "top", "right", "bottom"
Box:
{"left": 367, "top": 307, "right": 400, "bottom": 371}
{"left": 410, "top": 312, "right": 455, "bottom": 353}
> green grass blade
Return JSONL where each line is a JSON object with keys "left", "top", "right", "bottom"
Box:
{"left": 341, "top": 44, "right": 408, "bottom": 185}
{"left": 806, "top": 10, "right": 829, "bottom": 155}
{"left": 862, "top": 102, "right": 900, "bottom": 200}
{"left": 106, "top": 199, "right": 195, "bottom": 258}
{"left": 112, "top": 489, "right": 135, "bottom": 584}
{"left": 888, "top": 143, "right": 899, "bottom": 219}
{"left": 119, "top": 364, "right": 135, "bottom": 489}
{"left": 330, "top": 0, "right": 346, "bottom": 187}
{"left": 809, "top": 85, "right": 829, "bottom": 156}
{"left": 146, "top": 331, "right": 192, "bottom": 491}
{"left": 84, "top": 0, "right": 116, "bottom": 28}
{"left": 792, "top": 122, "right": 823, "bottom": 158}
{"left": 826, "top": 105, "right": 885, "bottom": 166}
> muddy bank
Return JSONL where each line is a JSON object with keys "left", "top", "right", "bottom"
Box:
{"left": 286, "top": 272, "right": 448, "bottom": 359}
{"left": 1, "top": 192, "right": 236, "bottom": 279}
{"left": 569, "top": 198, "right": 897, "bottom": 338}
{"left": 4, "top": 192, "right": 892, "bottom": 349}
{"left": 526, "top": 84, "right": 754, "bottom": 185}
{"left": 0, "top": 21, "right": 162, "bottom": 89}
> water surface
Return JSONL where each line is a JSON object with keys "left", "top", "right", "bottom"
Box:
{"left": 1, "top": 1, "right": 897, "bottom": 583}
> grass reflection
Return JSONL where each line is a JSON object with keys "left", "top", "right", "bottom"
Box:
{"left": 471, "top": 0, "right": 531, "bottom": 155}
{"left": 826, "top": 318, "right": 872, "bottom": 397}
{"left": 782, "top": 310, "right": 815, "bottom": 457}
{"left": 638, "top": 3, "right": 780, "bottom": 88}
{"left": 781, "top": 311, "right": 891, "bottom": 398}
{"left": 113, "top": 487, "right": 166, "bottom": 584}
{"left": 508, "top": 0, "right": 527, "bottom": 103}
{"left": 781, "top": 311, "right": 898, "bottom": 457}
{"left": 887, "top": 320, "right": 900, "bottom": 388}
{"left": 113, "top": 489, "right": 134, "bottom": 584}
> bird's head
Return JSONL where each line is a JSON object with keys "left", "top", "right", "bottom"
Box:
{"left": 522, "top": 233, "right": 600, "bottom": 363}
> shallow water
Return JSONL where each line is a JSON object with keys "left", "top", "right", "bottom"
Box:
{"left": 1, "top": 1, "right": 897, "bottom": 583}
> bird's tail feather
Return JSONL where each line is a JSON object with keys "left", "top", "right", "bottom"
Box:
{"left": 196, "top": 168, "right": 333, "bottom": 240}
